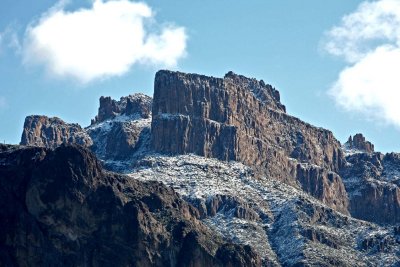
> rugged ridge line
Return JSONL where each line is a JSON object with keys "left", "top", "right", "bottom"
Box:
{"left": 18, "top": 70, "right": 400, "bottom": 225}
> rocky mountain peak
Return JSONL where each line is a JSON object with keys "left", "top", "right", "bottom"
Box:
{"left": 91, "top": 93, "right": 152, "bottom": 124}
{"left": 20, "top": 115, "right": 92, "bottom": 149}
{"left": 344, "top": 133, "right": 374, "bottom": 153}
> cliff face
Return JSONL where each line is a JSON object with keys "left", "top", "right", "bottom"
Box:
{"left": 91, "top": 93, "right": 152, "bottom": 124}
{"left": 0, "top": 144, "right": 261, "bottom": 267}
{"left": 20, "top": 94, "right": 152, "bottom": 166}
{"left": 12, "top": 69, "right": 400, "bottom": 265}
{"left": 20, "top": 115, "right": 92, "bottom": 149}
{"left": 151, "top": 70, "right": 348, "bottom": 213}
{"left": 341, "top": 151, "right": 400, "bottom": 224}
{"left": 86, "top": 93, "right": 152, "bottom": 163}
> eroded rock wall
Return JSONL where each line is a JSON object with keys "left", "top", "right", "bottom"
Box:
{"left": 151, "top": 70, "right": 348, "bottom": 213}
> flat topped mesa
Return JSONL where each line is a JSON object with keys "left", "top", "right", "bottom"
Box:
{"left": 345, "top": 133, "right": 374, "bottom": 153}
{"left": 153, "top": 70, "right": 286, "bottom": 117}
{"left": 151, "top": 70, "right": 348, "bottom": 214}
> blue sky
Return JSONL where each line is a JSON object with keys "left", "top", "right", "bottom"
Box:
{"left": 0, "top": 0, "right": 399, "bottom": 152}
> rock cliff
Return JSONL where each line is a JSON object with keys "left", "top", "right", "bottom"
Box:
{"left": 12, "top": 69, "right": 400, "bottom": 265}
{"left": 151, "top": 70, "right": 348, "bottom": 213}
{"left": 86, "top": 93, "right": 152, "bottom": 163}
{"left": 341, "top": 151, "right": 400, "bottom": 224}
{"left": 20, "top": 115, "right": 92, "bottom": 148}
{"left": 344, "top": 133, "right": 374, "bottom": 153}
{"left": 0, "top": 144, "right": 261, "bottom": 267}
{"left": 20, "top": 94, "right": 152, "bottom": 167}
{"left": 91, "top": 93, "right": 152, "bottom": 124}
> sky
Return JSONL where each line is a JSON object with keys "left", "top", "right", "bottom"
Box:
{"left": 0, "top": 0, "right": 399, "bottom": 152}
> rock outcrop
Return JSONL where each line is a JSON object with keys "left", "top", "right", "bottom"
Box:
{"left": 86, "top": 93, "right": 152, "bottom": 164}
{"left": 129, "top": 153, "right": 400, "bottom": 266}
{"left": 12, "top": 69, "right": 400, "bottom": 265}
{"left": 20, "top": 115, "right": 92, "bottom": 148}
{"left": 341, "top": 151, "right": 400, "bottom": 224}
{"left": 344, "top": 133, "right": 374, "bottom": 153}
{"left": 20, "top": 94, "right": 153, "bottom": 167}
{"left": 0, "top": 144, "right": 261, "bottom": 267}
{"left": 91, "top": 93, "right": 152, "bottom": 124}
{"left": 151, "top": 70, "right": 348, "bottom": 213}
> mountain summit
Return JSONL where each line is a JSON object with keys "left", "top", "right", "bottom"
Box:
{"left": 5, "top": 70, "right": 400, "bottom": 266}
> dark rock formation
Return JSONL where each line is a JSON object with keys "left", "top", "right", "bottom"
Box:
{"left": 151, "top": 70, "right": 348, "bottom": 213}
{"left": 341, "top": 152, "right": 400, "bottom": 224}
{"left": 0, "top": 144, "right": 261, "bottom": 267}
{"left": 91, "top": 93, "right": 152, "bottom": 124}
{"left": 86, "top": 93, "right": 152, "bottom": 164}
{"left": 20, "top": 115, "right": 92, "bottom": 148}
{"left": 20, "top": 94, "right": 152, "bottom": 166}
{"left": 295, "top": 163, "right": 348, "bottom": 213}
{"left": 86, "top": 119, "right": 151, "bottom": 163}
{"left": 344, "top": 133, "right": 374, "bottom": 153}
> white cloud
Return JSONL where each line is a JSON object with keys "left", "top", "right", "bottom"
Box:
{"left": 324, "top": 0, "right": 400, "bottom": 127}
{"left": 0, "top": 26, "right": 22, "bottom": 54}
{"left": 23, "top": 0, "right": 187, "bottom": 83}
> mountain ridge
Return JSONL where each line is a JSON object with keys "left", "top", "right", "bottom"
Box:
{"left": 8, "top": 69, "right": 400, "bottom": 266}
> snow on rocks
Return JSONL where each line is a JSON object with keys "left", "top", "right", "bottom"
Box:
{"left": 127, "top": 154, "right": 400, "bottom": 266}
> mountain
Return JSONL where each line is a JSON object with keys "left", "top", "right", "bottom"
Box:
{"left": 0, "top": 144, "right": 260, "bottom": 267}
{"left": 4, "top": 70, "right": 400, "bottom": 266}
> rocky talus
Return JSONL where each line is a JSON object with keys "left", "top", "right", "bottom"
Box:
{"left": 130, "top": 154, "right": 400, "bottom": 266}
{"left": 151, "top": 70, "right": 348, "bottom": 213}
{"left": 0, "top": 144, "right": 261, "bottom": 267}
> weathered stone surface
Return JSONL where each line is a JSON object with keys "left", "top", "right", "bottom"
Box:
{"left": 91, "top": 93, "right": 152, "bottom": 124}
{"left": 130, "top": 153, "right": 400, "bottom": 266}
{"left": 21, "top": 94, "right": 152, "bottom": 166}
{"left": 0, "top": 144, "right": 261, "bottom": 267}
{"left": 86, "top": 93, "right": 153, "bottom": 164}
{"left": 86, "top": 118, "right": 151, "bottom": 162}
{"left": 151, "top": 70, "right": 348, "bottom": 213}
{"left": 344, "top": 133, "right": 374, "bottom": 153}
{"left": 296, "top": 163, "right": 349, "bottom": 214}
{"left": 341, "top": 152, "right": 400, "bottom": 224}
{"left": 20, "top": 115, "right": 92, "bottom": 148}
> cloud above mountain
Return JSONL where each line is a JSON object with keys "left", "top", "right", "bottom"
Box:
{"left": 22, "top": 0, "right": 187, "bottom": 83}
{"left": 323, "top": 0, "right": 400, "bottom": 128}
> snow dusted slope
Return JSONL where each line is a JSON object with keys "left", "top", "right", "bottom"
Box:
{"left": 127, "top": 154, "right": 400, "bottom": 266}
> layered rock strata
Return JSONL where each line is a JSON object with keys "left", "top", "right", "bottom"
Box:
{"left": 151, "top": 70, "right": 348, "bottom": 213}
